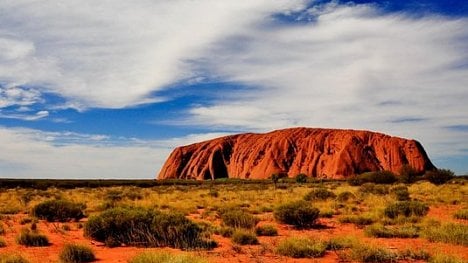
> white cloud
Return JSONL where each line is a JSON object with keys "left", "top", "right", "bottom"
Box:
{"left": 0, "top": 126, "right": 228, "bottom": 179}
{"left": 0, "top": 0, "right": 307, "bottom": 108}
{"left": 186, "top": 3, "right": 468, "bottom": 160}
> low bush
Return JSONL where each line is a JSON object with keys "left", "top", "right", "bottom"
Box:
{"left": 84, "top": 207, "right": 215, "bottom": 249}
{"left": 59, "top": 244, "right": 95, "bottom": 263}
{"left": 398, "top": 165, "right": 421, "bottom": 184}
{"left": 422, "top": 222, "right": 468, "bottom": 246}
{"left": 0, "top": 254, "right": 30, "bottom": 263}
{"left": 349, "top": 243, "right": 397, "bottom": 262}
{"left": 326, "top": 236, "right": 359, "bottom": 250}
{"left": 424, "top": 169, "right": 454, "bottom": 185}
{"left": 215, "top": 226, "right": 234, "bottom": 237}
{"left": 390, "top": 185, "right": 411, "bottom": 201}
{"left": 453, "top": 209, "right": 468, "bottom": 220}
{"left": 274, "top": 201, "right": 320, "bottom": 228}
{"left": 338, "top": 215, "right": 374, "bottom": 227}
{"left": 349, "top": 171, "right": 397, "bottom": 185}
{"left": 358, "top": 183, "right": 389, "bottom": 195}
{"left": 364, "top": 224, "right": 419, "bottom": 238}
{"left": 304, "top": 188, "right": 336, "bottom": 201}
{"left": 128, "top": 252, "right": 207, "bottom": 263}
{"left": 336, "top": 191, "right": 355, "bottom": 202}
{"left": 384, "top": 201, "right": 429, "bottom": 219}
{"left": 16, "top": 230, "right": 49, "bottom": 247}
{"left": 220, "top": 209, "right": 259, "bottom": 229}
{"left": 276, "top": 237, "right": 326, "bottom": 258}
{"left": 32, "top": 200, "right": 85, "bottom": 222}
{"left": 295, "top": 173, "right": 308, "bottom": 184}
{"left": 255, "top": 225, "right": 278, "bottom": 236}
{"left": 398, "top": 249, "right": 430, "bottom": 261}
{"left": 231, "top": 230, "right": 258, "bottom": 245}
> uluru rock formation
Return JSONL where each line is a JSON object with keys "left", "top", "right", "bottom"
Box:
{"left": 158, "top": 128, "right": 435, "bottom": 180}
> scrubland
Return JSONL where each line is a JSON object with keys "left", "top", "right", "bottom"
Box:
{"left": 0, "top": 173, "right": 466, "bottom": 263}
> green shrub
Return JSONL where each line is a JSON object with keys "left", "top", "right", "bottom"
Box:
{"left": 274, "top": 201, "right": 320, "bottom": 228}
{"left": 338, "top": 215, "right": 374, "bottom": 227}
{"left": 336, "top": 191, "right": 355, "bottom": 202}
{"left": 220, "top": 209, "right": 259, "bottom": 229}
{"left": 326, "top": 236, "right": 359, "bottom": 250}
{"left": 295, "top": 173, "right": 308, "bottom": 184}
{"left": 364, "top": 224, "right": 419, "bottom": 238}
{"left": 358, "top": 183, "right": 389, "bottom": 195}
{"left": 59, "top": 244, "right": 95, "bottom": 263}
{"left": 231, "top": 230, "right": 258, "bottom": 245}
{"left": 304, "top": 188, "right": 336, "bottom": 201}
{"left": 32, "top": 200, "right": 85, "bottom": 222}
{"left": 128, "top": 252, "right": 207, "bottom": 263}
{"left": 0, "top": 254, "right": 30, "bottom": 263}
{"left": 350, "top": 243, "right": 397, "bottom": 262}
{"left": 453, "top": 209, "right": 468, "bottom": 220}
{"left": 276, "top": 237, "right": 326, "bottom": 258}
{"left": 84, "top": 207, "right": 215, "bottom": 249}
{"left": 255, "top": 225, "right": 278, "bottom": 236}
{"left": 422, "top": 222, "right": 468, "bottom": 246}
{"left": 384, "top": 201, "right": 429, "bottom": 219}
{"left": 350, "top": 171, "right": 397, "bottom": 185}
{"left": 424, "top": 169, "right": 454, "bottom": 185}
{"left": 16, "top": 230, "right": 49, "bottom": 247}
{"left": 398, "top": 165, "right": 421, "bottom": 184}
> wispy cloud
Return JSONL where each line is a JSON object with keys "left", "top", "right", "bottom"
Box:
{"left": 0, "top": 0, "right": 307, "bottom": 108}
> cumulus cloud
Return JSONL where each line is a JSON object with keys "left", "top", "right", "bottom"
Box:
{"left": 0, "top": 0, "right": 307, "bottom": 108}
{"left": 0, "top": 126, "right": 229, "bottom": 179}
{"left": 185, "top": 3, "right": 468, "bottom": 160}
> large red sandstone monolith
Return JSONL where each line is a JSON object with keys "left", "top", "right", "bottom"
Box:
{"left": 157, "top": 127, "right": 435, "bottom": 180}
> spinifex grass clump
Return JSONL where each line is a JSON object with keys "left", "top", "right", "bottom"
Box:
{"left": 220, "top": 209, "right": 259, "bottom": 229}
{"left": 59, "top": 244, "right": 95, "bottom": 263}
{"left": 422, "top": 222, "right": 468, "bottom": 246}
{"left": 32, "top": 200, "right": 85, "bottom": 222}
{"left": 0, "top": 253, "right": 30, "bottom": 263}
{"left": 364, "top": 223, "right": 419, "bottom": 238}
{"left": 453, "top": 209, "right": 468, "bottom": 220}
{"left": 384, "top": 201, "right": 429, "bottom": 219}
{"left": 84, "top": 207, "right": 215, "bottom": 249}
{"left": 274, "top": 200, "right": 320, "bottom": 228}
{"left": 276, "top": 237, "right": 326, "bottom": 258}
{"left": 231, "top": 229, "right": 258, "bottom": 245}
{"left": 303, "top": 188, "right": 336, "bottom": 201}
{"left": 128, "top": 252, "right": 208, "bottom": 263}
{"left": 255, "top": 225, "right": 278, "bottom": 236}
{"left": 16, "top": 229, "right": 49, "bottom": 247}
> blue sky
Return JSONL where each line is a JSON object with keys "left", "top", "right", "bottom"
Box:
{"left": 0, "top": 0, "right": 467, "bottom": 178}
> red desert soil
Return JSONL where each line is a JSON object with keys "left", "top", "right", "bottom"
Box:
{"left": 1, "top": 206, "right": 466, "bottom": 263}
{"left": 158, "top": 127, "right": 435, "bottom": 180}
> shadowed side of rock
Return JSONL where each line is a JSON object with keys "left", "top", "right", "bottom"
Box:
{"left": 157, "top": 128, "right": 435, "bottom": 180}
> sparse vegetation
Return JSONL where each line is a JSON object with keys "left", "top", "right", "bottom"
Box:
{"left": 349, "top": 171, "right": 397, "bottom": 185}
{"left": 274, "top": 200, "right": 320, "bottom": 228}
{"left": 364, "top": 223, "right": 419, "bottom": 238}
{"left": 349, "top": 242, "right": 397, "bottom": 262}
{"left": 424, "top": 169, "right": 454, "bottom": 185}
{"left": 59, "top": 244, "right": 95, "bottom": 263}
{"left": 276, "top": 237, "right": 326, "bottom": 258}
{"left": 453, "top": 209, "right": 468, "bottom": 220}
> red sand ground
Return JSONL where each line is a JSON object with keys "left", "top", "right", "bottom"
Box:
{"left": 0, "top": 205, "right": 466, "bottom": 263}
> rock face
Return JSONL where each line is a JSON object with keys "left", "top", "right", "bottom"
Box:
{"left": 157, "top": 128, "right": 435, "bottom": 180}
